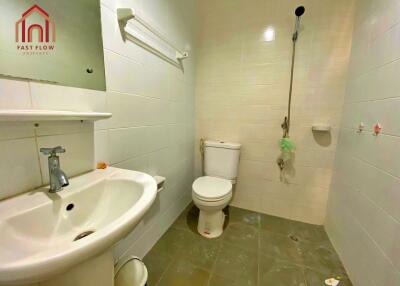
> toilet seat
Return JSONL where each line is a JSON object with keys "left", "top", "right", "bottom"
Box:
{"left": 192, "top": 176, "right": 232, "bottom": 202}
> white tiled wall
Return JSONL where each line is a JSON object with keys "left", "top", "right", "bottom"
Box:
{"left": 0, "top": 0, "right": 196, "bottom": 260}
{"left": 326, "top": 0, "right": 400, "bottom": 285}
{"left": 195, "top": 0, "right": 354, "bottom": 224}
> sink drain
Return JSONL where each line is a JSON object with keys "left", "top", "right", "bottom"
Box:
{"left": 74, "top": 230, "right": 95, "bottom": 241}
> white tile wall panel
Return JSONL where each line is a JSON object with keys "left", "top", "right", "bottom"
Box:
{"left": 326, "top": 0, "right": 400, "bottom": 284}
{"left": 0, "top": 79, "right": 31, "bottom": 109}
{"left": 0, "top": 138, "right": 42, "bottom": 200}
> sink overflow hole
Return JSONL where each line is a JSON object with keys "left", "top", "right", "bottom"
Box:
{"left": 289, "top": 234, "right": 299, "bottom": 242}
{"left": 74, "top": 230, "right": 95, "bottom": 241}
{"left": 66, "top": 203, "right": 74, "bottom": 211}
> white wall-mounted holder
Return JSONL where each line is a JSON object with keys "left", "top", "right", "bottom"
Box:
{"left": 311, "top": 124, "right": 331, "bottom": 132}
{"left": 153, "top": 175, "right": 166, "bottom": 193}
{"left": 357, "top": 122, "right": 365, "bottom": 133}
{"left": 117, "top": 8, "right": 189, "bottom": 69}
{"left": 0, "top": 109, "right": 112, "bottom": 122}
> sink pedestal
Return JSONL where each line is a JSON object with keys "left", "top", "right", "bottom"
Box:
{"left": 43, "top": 251, "right": 114, "bottom": 286}
{"left": 26, "top": 251, "right": 114, "bottom": 286}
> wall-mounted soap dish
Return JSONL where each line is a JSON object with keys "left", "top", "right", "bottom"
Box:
{"left": 311, "top": 124, "right": 331, "bottom": 132}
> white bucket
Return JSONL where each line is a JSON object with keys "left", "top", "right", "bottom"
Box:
{"left": 115, "top": 256, "right": 148, "bottom": 286}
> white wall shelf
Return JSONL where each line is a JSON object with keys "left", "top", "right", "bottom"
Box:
{"left": 0, "top": 110, "right": 112, "bottom": 122}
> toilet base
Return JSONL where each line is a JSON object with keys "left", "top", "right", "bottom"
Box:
{"left": 197, "top": 209, "right": 225, "bottom": 238}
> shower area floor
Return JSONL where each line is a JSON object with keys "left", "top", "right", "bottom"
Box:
{"left": 143, "top": 205, "right": 352, "bottom": 286}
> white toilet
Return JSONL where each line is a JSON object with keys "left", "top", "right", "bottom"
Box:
{"left": 192, "top": 140, "right": 241, "bottom": 238}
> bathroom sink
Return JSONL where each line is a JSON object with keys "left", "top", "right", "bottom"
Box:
{"left": 0, "top": 167, "right": 157, "bottom": 285}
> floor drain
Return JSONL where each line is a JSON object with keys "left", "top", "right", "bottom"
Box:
{"left": 74, "top": 230, "right": 95, "bottom": 241}
{"left": 289, "top": 234, "right": 299, "bottom": 242}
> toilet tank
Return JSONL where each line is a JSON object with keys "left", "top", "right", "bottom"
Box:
{"left": 204, "top": 140, "right": 241, "bottom": 181}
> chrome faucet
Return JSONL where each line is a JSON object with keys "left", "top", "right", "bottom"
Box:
{"left": 40, "top": 146, "right": 69, "bottom": 193}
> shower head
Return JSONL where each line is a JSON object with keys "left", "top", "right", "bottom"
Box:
{"left": 292, "top": 6, "right": 304, "bottom": 44}
{"left": 295, "top": 6, "right": 305, "bottom": 17}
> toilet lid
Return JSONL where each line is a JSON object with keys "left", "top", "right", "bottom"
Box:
{"left": 192, "top": 176, "right": 232, "bottom": 201}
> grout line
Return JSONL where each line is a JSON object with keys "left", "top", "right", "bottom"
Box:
{"left": 0, "top": 135, "right": 36, "bottom": 142}
{"left": 153, "top": 203, "right": 197, "bottom": 285}
{"left": 334, "top": 171, "right": 400, "bottom": 226}
{"left": 153, "top": 256, "right": 175, "bottom": 286}
{"left": 100, "top": 1, "right": 115, "bottom": 13}
{"left": 338, "top": 131, "right": 400, "bottom": 181}
{"left": 302, "top": 266, "right": 309, "bottom": 286}
{"left": 238, "top": 157, "right": 337, "bottom": 170}
{"left": 348, "top": 53, "right": 400, "bottom": 82}
{"left": 109, "top": 138, "right": 191, "bottom": 164}
{"left": 333, "top": 194, "right": 400, "bottom": 281}
{"left": 205, "top": 230, "right": 223, "bottom": 286}
{"left": 342, "top": 126, "right": 400, "bottom": 139}
{"left": 33, "top": 127, "right": 44, "bottom": 186}
{"left": 106, "top": 122, "right": 191, "bottom": 130}
{"left": 345, "top": 96, "right": 400, "bottom": 104}
{"left": 107, "top": 123, "right": 185, "bottom": 132}
{"left": 27, "top": 81, "right": 34, "bottom": 108}
{"left": 107, "top": 86, "right": 173, "bottom": 101}
{"left": 35, "top": 130, "right": 94, "bottom": 138}
{"left": 104, "top": 48, "right": 144, "bottom": 67}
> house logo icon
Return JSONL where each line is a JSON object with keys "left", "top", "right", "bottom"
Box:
{"left": 15, "top": 4, "right": 56, "bottom": 55}
{"left": 16, "top": 4, "right": 56, "bottom": 43}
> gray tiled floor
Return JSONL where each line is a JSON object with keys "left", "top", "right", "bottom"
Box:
{"left": 144, "top": 205, "right": 352, "bottom": 286}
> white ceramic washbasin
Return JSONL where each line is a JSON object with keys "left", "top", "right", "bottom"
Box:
{"left": 0, "top": 167, "right": 157, "bottom": 285}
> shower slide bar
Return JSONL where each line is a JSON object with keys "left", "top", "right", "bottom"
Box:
{"left": 117, "top": 8, "right": 189, "bottom": 68}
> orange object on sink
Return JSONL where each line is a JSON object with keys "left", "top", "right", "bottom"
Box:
{"left": 96, "top": 162, "right": 108, "bottom": 169}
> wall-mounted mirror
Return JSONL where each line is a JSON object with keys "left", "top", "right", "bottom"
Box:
{"left": 0, "top": 0, "right": 106, "bottom": 91}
